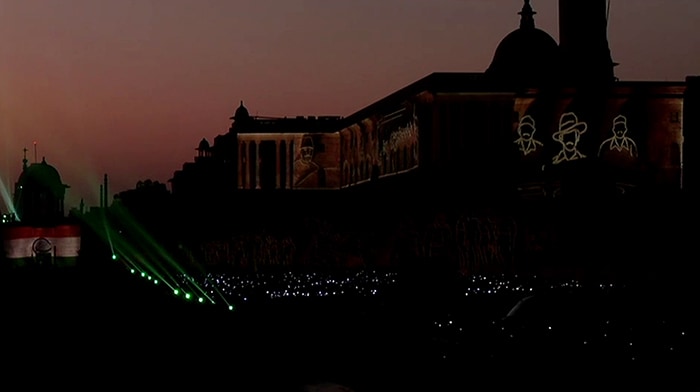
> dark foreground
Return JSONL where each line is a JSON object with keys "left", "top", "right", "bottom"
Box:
{"left": 1, "top": 266, "right": 695, "bottom": 391}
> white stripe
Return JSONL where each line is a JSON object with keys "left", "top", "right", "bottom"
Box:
{"left": 3, "top": 237, "right": 81, "bottom": 259}
{"left": 3, "top": 238, "right": 34, "bottom": 259}
{"left": 48, "top": 237, "right": 81, "bottom": 258}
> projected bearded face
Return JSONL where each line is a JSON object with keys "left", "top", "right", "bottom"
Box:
{"left": 561, "top": 130, "right": 580, "bottom": 152}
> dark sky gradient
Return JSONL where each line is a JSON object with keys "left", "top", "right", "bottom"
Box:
{"left": 1, "top": 0, "right": 698, "bottom": 212}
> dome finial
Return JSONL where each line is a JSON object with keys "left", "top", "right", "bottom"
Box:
{"left": 519, "top": 0, "right": 536, "bottom": 29}
{"left": 22, "top": 147, "right": 28, "bottom": 170}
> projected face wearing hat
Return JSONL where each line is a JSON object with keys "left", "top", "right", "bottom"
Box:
{"left": 514, "top": 115, "right": 543, "bottom": 156}
{"left": 300, "top": 135, "right": 315, "bottom": 163}
{"left": 552, "top": 112, "right": 587, "bottom": 165}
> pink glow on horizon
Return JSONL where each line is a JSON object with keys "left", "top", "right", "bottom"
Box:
{"left": 0, "top": 0, "right": 698, "bottom": 212}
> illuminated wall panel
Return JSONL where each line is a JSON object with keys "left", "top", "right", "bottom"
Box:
{"left": 377, "top": 103, "right": 419, "bottom": 178}
{"left": 291, "top": 133, "right": 340, "bottom": 189}
{"left": 237, "top": 133, "right": 341, "bottom": 190}
{"left": 339, "top": 118, "right": 380, "bottom": 187}
{"left": 511, "top": 84, "right": 685, "bottom": 198}
{"left": 339, "top": 102, "right": 419, "bottom": 188}
{"left": 237, "top": 134, "right": 281, "bottom": 190}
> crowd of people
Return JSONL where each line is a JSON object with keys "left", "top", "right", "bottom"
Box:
{"left": 166, "top": 268, "right": 692, "bottom": 374}
{"left": 3, "top": 193, "right": 695, "bottom": 389}
{"left": 2, "top": 258, "right": 693, "bottom": 390}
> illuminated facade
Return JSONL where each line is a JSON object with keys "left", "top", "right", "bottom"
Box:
{"left": 171, "top": 0, "right": 697, "bottom": 207}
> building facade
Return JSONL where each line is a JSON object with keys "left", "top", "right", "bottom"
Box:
{"left": 171, "top": 0, "right": 696, "bottom": 209}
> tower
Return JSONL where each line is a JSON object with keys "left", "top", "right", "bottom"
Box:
{"left": 558, "top": 0, "right": 616, "bottom": 85}
{"left": 103, "top": 174, "right": 109, "bottom": 208}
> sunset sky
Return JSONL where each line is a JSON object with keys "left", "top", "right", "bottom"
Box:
{"left": 1, "top": 0, "right": 698, "bottom": 213}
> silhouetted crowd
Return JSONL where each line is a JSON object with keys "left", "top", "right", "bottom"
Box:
{"left": 183, "top": 269, "right": 398, "bottom": 302}
{"left": 170, "top": 268, "right": 692, "bottom": 373}
{"left": 181, "top": 212, "right": 525, "bottom": 278}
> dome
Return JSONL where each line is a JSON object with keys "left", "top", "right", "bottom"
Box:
{"left": 229, "top": 100, "right": 254, "bottom": 133}
{"left": 198, "top": 138, "right": 210, "bottom": 151}
{"left": 485, "top": 1, "right": 561, "bottom": 87}
{"left": 13, "top": 157, "right": 69, "bottom": 223}
{"left": 232, "top": 100, "right": 250, "bottom": 121}
{"left": 16, "top": 157, "right": 68, "bottom": 199}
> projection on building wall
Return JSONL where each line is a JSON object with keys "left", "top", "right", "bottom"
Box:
{"left": 292, "top": 133, "right": 340, "bottom": 189}
{"left": 339, "top": 101, "right": 419, "bottom": 188}
{"left": 236, "top": 133, "right": 339, "bottom": 190}
{"left": 511, "top": 86, "right": 684, "bottom": 198}
{"left": 514, "top": 114, "right": 543, "bottom": 156}
{"left": 339, "top": 118, "right": 377, "bottom": 187}
{"left": 551, "top": 112, "right": 588, "bottom": 165}
{"left": 2, "top": 224, "right": 81, "bottom": 267}
{"left": 378, "top": 103, "right": 419, "bottom": 177}
{"left": 598, "top": 115, "right": 638, "bottom": 159}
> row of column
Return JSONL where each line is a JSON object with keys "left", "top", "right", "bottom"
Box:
{"left": 237, "top": 137, "right": 419, "bottom": 190}
{"left": 238, "top": 139, "right": 295, "bottom": 190}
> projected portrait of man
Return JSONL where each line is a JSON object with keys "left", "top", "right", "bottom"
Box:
{"left": 598, "top": 115, "right": 638, "bottom": 158}
{"left": 514, "top": 115, "right": 543, "bottom": 156}
{"left": 293, "top": 135, "right": 326, "bottom": 188}
{"left": 552, "top": 112, "right": 587, "bottom": 165}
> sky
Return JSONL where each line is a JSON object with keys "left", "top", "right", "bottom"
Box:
{"left": 1, "top": 0, "right": 699, "bottom": 213}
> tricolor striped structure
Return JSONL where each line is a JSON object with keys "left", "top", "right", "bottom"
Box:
{"left": 2, "top": 224, "right": 81, "bottom": 268}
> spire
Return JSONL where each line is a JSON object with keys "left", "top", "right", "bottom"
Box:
{"left": 519, "top": 0, "right": 536, "bottom": 29}
{"left": 22, "top": 147, "right": 28, "bottom": 170}
{"left": 103, "top": 173, "right": 109, "bottom": 208}
{"left": 559, "top": 0, "right": 616, "bottom": 85}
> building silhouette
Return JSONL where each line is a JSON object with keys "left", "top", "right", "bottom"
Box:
{"left": 1, "top": 152, "right": 81, "bottom": 268}
{"left": 13, "top": 156, "right": 69, "bottom": 224}
{"left": 48, "top": 0, "right": 684, "bottom": 282}
{"left": 171, "top": 1, "right": 695, "bottom": 212}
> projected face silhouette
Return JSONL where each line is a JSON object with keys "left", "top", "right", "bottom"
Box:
{"left": 520, "top": 122, "right": 534, "bottom": 139}
{"left": 614, "top": 118, "right": 627, "bottom": 138}
{"left": 561, "top": 129, "right": 579, "bottom": 151}
{"left": 598, "top": 115, "right": 638, "bottom": 157}
{"left": 552, "top": 112, "right": 587, "bottom": 164}
{"left": 300, "top": 136, "right": 314, "bottom": 163}
{"left": 514, "top": 115, "right": 542, "bottom": 156}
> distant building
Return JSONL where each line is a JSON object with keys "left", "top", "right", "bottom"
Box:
{"left": 1, "top": 153, "right": 81, "bottom": 268}
{"left": 169, "top": 101, "right": 346, "bottom": 212}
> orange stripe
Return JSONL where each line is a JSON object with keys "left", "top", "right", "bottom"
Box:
{"left": 1, "top": 225, "right": 80, "bottom": 240}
